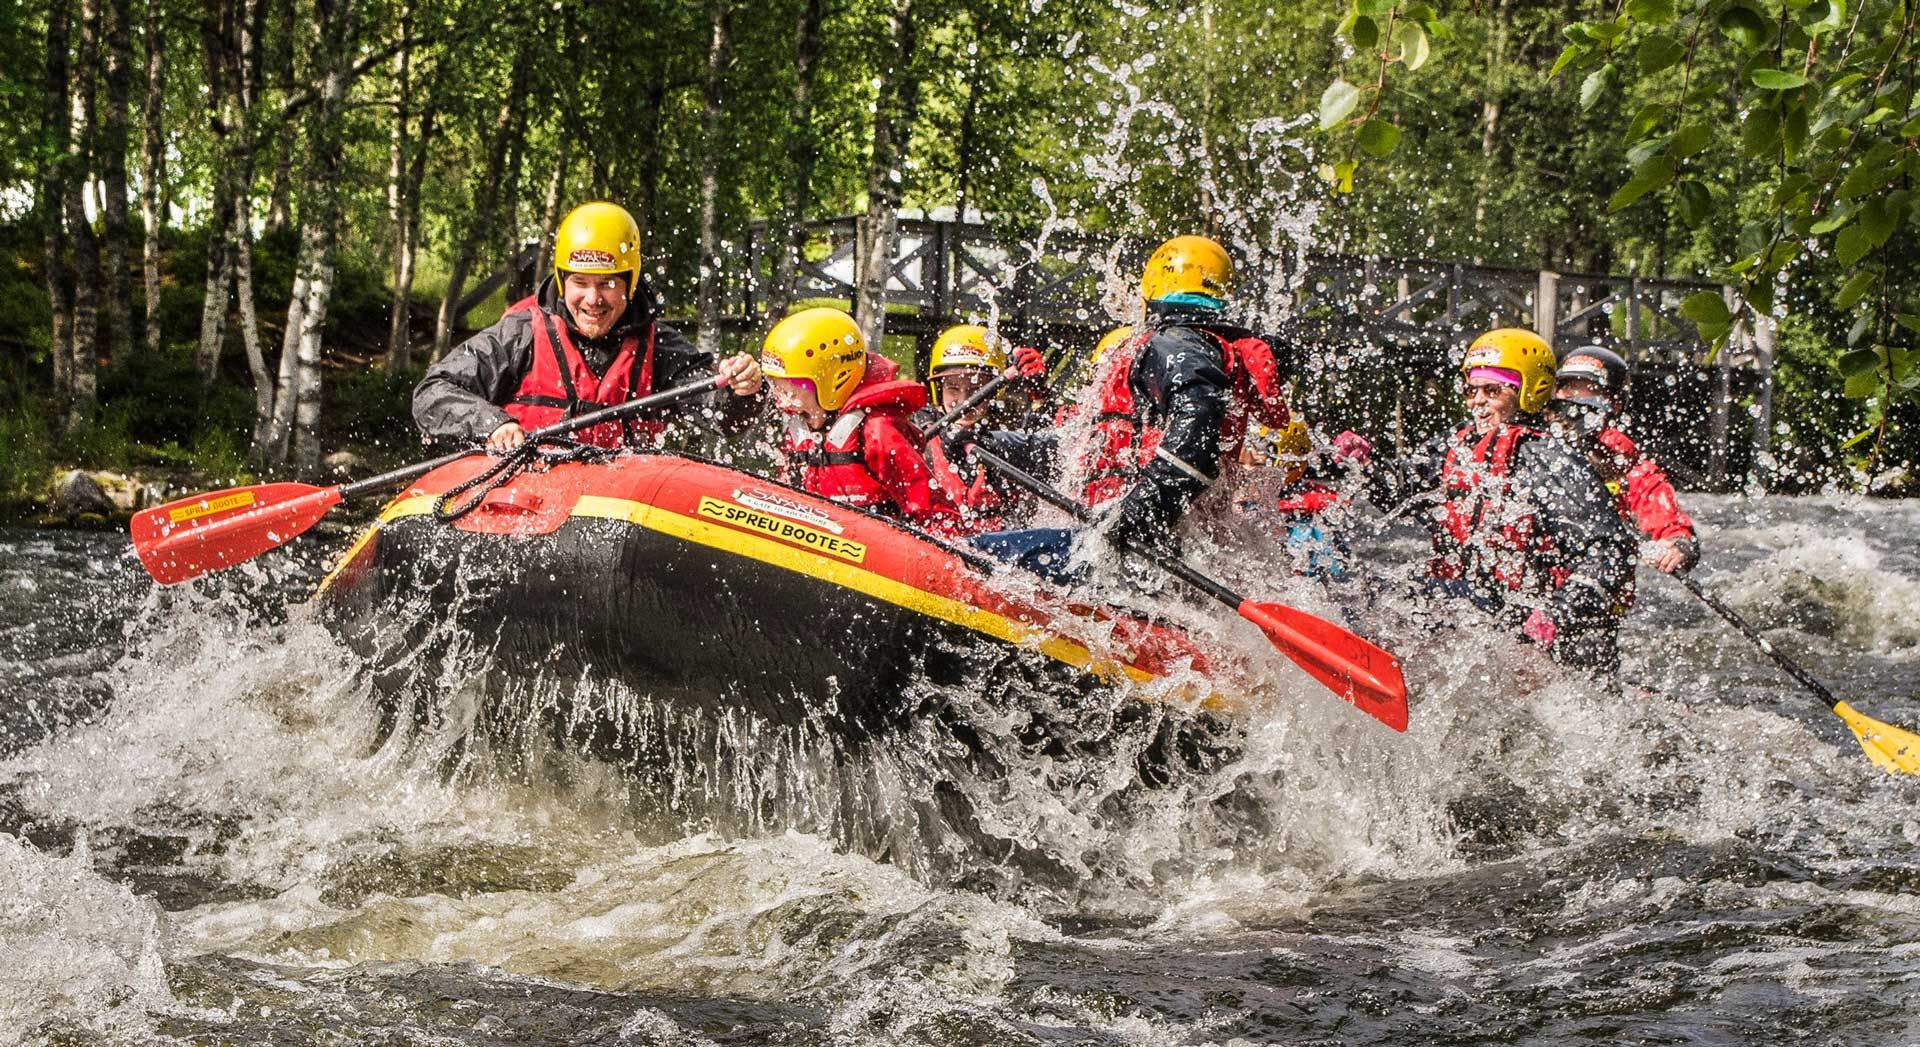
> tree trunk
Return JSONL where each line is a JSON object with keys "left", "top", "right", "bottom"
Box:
{"left": 432, "top": 43, "right": 532, "bottom": 361}
{"left": 954, "top": 59, "right": 981, "bottom": 222}
{"left": 271, "top": 0, "right": 357, "bottom": 476}
{"left": 1471, "top": 0, "right": 1511, "bottom": 259}
{"left": 383, "top": 8, "right": 414, "bottom": 371}
{"left": 498, "top": 109, "right": 529, "bottom": 272}
{"left": 855, "top": 0, "right": 919, "bottom": 349}
{"left": 100, "top": 0, "right": 135, "bottom": 366}
{"left": 263, "top": 0, "right": 296, "bottom": 233}
{"left": 536, "top": 136, "right": 570, "bottom": 279}
{"left": 193, "top": 0, "right": 238, "bottom": 384}
{"left": 695, "top": 1, "right": 735, "bottom": 356}
{"left": 770, "top": 0, "right": 825, "bottom": 320}
{"left": 234, "top": 191, "right": 271, "bottom": 434}
{"left": 631, "top": 63, "right": 668, "bottom": 249}
{"left": 139, "top": 0, "right": 167, "bottom": 355}
{"left": 63, "top": 0, "right": 105, "bottom": 431}
{"left": 41, "top": 0, "right": 74, "bottom": 406}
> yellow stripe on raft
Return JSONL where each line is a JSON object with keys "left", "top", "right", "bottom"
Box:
{"left": 570, "top": 494, "right": 1154, "bottom": 687}
{"left": 318, "top": 491, "right": 1200, "bottom": 698}
{"left": 312, "top": 494, "right": 437, "bottom": 595}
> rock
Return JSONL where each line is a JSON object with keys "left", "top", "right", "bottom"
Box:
{"left": 48, "top": 470, "right": 115, "bottom": 518}
{"left": 90, "top": 471, "right": 147, "bottom": 512}
{"left": 324, "top": 451, "right": 368, "bottom": 479}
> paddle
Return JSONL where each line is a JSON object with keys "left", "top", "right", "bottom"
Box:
{"left": 129, "top": 376, "right": 726, "bottom": 586}
{"left": 1679, "top": 572, "right": 1920, "bottom": 774}
{"left": 966, "top": 444, "right": 1409, "bottom": 731}
{"left": 921, "top": 371, "right": 1012, "bottom": 440}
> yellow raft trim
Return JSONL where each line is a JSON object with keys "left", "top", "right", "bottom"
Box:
{"left": 317, "top": 491, "right": 1235, "bottom": 704}
{"left": 569, "top": 494, "right": 1154, "bottom": 688}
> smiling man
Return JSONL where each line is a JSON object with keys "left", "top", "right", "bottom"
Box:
{"left": 1365, "top": 328, "right": 1637, "bottom": 679}
{"left": 412, "top": 201, "right": 762, "bottom": 450}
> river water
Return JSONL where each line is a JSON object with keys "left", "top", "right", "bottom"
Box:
{"left": 2, "top": 492, "right": 1918, "bottom": 1046}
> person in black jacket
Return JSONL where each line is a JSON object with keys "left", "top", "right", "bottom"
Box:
{"left": 1366, "top": 329, "right": 1638, "bottom": 678}
{"left": 970, "top": 235, "right": 1293, "bottom": 581}
{"left": 412, "top": 201, "right": 761, "bottom": 449}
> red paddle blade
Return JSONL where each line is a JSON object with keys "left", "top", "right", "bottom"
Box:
{"left": 1238, "top": 599, "right": 1410, "bottom": 732}
{"left": 130, "top": 482, "right": 344, "bottom": 585}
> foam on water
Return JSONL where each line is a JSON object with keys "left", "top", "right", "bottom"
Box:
{"left": 0, "top": 831, "right": 172, "bottom": 1044}
{"left": 4, "top": 494, "right": 1920, "bottom": 1041}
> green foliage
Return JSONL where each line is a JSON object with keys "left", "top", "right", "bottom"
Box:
{"left": 1545, "top": 0, "right": 1920, "bottom": 474}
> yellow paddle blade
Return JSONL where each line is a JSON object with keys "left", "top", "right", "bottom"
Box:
{"left": 1834, "top": 701, "right": 1920, "bottom": 775}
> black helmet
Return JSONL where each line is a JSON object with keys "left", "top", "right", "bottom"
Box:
{"left": 1554, "top": 345, "right": 1630, "bottom": 396}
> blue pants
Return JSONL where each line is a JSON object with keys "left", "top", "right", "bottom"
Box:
{"left": 971, "top": 527, "right": 1085, "bottom": 585}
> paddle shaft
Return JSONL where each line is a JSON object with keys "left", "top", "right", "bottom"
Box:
{"left": 1680, "top": 573, "right": 1840, "bottom": 707}
{"left": 967, "top": 444, "right": 1241, "bottom": 610}
{"left": 337, "top": 376, "right": 725, "bottom": 501}
{"left": 921, "top": 372, "right": 1011, "bottom": 440}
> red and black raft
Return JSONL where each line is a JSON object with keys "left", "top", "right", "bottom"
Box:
{"left": 314, "top": 451, "right": 1255, "bottom": 735}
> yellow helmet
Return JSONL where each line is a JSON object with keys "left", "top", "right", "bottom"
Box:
{"left": 1090, "top": 326, "right": 1134, "bottom": 366}
{"left": 761, "top": 307, "right": 868, "bottom": 411}
{"left": 1249, "top": 421, "right": 1313, "bottom": 484}
{"left": 928, "top": 324, "right": 1008, "bottom": 377}
{"left": 1140, "top": 235, "right": 1232, "bottom": 302}
{"left": 553, "top": 201, "right": 642, "bottom": 291}
{"left": 1462, "top": 328, "right": 1557, "bottom": 414}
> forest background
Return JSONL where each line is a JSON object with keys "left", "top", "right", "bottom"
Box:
{"left": 1, "top": 0, "right": 1916, "bottom": 516}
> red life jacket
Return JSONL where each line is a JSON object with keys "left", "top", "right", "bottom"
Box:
{"left": 1429, "top": 422, "right": 1564, "bottom": 593}
{"left": 781, "top": 356, "right": 932, "bottom": 515}
{"left": 502, "top": 295, "right": 659, "bottom": 448}
{"left": 1081, "top": 328, "right": 1292, "bottom": 507}
{"left": 925, "top": 436, "right": 1006, "bottom": 535}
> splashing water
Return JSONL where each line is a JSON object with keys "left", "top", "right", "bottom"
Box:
{"left": 4, "top": 489, "right": 1920, "bottom": 1044}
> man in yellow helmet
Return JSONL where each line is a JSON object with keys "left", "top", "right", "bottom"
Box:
{"left": 413, "top": 201, "right": 762, "bottom": 450}
{"left": 1364, "top": 328, "right": 1637, "bottom": 677}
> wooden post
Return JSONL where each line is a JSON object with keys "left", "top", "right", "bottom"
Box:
{"left": 1534, "top": 270, "right": 1558, "bottom": 344}
{"left": 1625, "top": 277, "right": 1640, "bottom": 347}
{"left": 1706, "top": 285, "right": 1737, "bottom": 490}
{"left": 1749, "top": 299, "right": 1776, "bottom": 490}
{"left": 930, "top": 219, "right": 952, "bottom": 320}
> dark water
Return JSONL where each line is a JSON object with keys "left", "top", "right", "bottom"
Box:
{"left": 3, "top": 493, "right": 1919, "bottom": 1046}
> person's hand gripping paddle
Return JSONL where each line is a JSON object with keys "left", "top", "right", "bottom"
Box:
{"left": 129, "top": 377, "right": 725, "bottom": 586}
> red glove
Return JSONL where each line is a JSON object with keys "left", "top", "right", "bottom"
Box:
{"left": 1011, "top": 346, "right": 1047, "bottom": 379}
{"left": 1331, "top": 430, "right": 1372, "bottom": 466}
{"left": 1522, "top": 608, "right": 1557, "bottom": 648}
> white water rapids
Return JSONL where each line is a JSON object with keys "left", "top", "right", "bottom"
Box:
{"left": 2, "top": 492, "right": 1917, "bottom": 1045}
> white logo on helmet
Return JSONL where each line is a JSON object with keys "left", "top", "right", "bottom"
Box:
{"left": 1559, "top": 355, "right": 1611, "bottom": 382}
{"left": 566, "top": 248, "right": 619, "bottom": 271}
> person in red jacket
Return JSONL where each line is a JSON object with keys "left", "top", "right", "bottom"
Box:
{"left": 914, "top": 323, "right": 1051, "bottom": 535}
{"left": 412, "top": 201, "right": 761, "bottom": 449}
{"left": 760, "top": 307, "right": 959, "bottom": 532}
{"left": 1545, "top": 345, "right": 1700, "bottom": 574}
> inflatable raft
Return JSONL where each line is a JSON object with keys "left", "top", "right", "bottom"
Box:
{"left": 314, "top": 451, "right": 1253, "bottom": 739}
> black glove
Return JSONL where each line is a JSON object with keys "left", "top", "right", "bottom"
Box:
{"left": 1106, "top": 481, "right": 1183, "bottom": 555}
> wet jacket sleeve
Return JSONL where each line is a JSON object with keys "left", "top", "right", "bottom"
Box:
{"left": 865, "top": 413, "right": 961, "bottom": 533}
{"left": 1109, "top": 328, "right": 1231, "bottom": 543}
{"left": 650, "top": 323, "right": 764, "bottom": 438}
{"left": 1598, "top": 428, "right": 1696, "bottom": 542}
{"left": 411, "top": 313, "right": 535, "bottom": 444}
{"left": 1515, "top": 437, "right": 1639, "bottom": 628}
